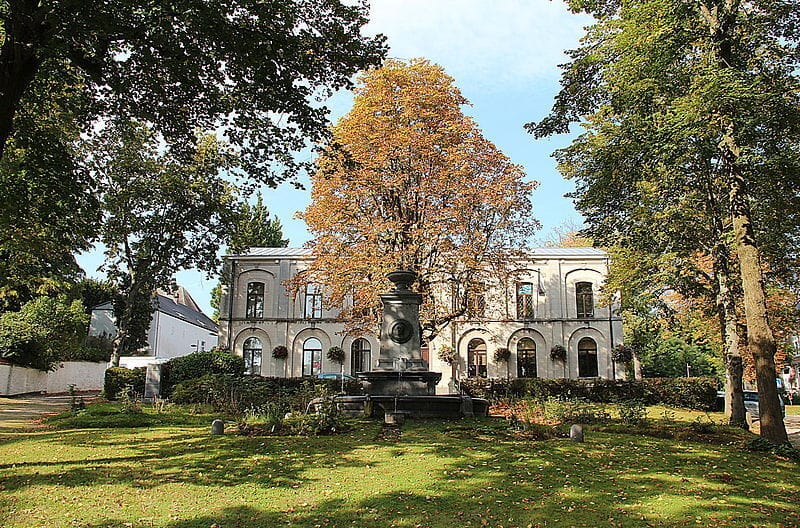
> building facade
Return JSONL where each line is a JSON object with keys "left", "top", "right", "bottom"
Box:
{"left": 90, "top": 287, "right": 219, "bottom": 368}
{"left": 218, "top": 247, "right": 624, "bottom": 394}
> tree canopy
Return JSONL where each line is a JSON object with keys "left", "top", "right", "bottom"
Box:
{"left": 529, "top": 0, "right": 800, "bottom": 442}
{"left": 89, "top": 119, "right": 239, "bottom": 364}
{"left": 301, "top": 59, "right": 537, "bottom": 339}
{"left": 0, "top": 0, "right": 387, "bottom": 182}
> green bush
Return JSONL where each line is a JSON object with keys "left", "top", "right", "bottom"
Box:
{"left": 104, "top": 367, "right": 146, "bottom": 400}
{"left": 170, "top": 374, "right": 363, "bottom": 413}
{"left": 460, "top": 376, "right": 717, "bottom": 410}
{"left": 161, "top": 349, "right": 245, "bottom": 395}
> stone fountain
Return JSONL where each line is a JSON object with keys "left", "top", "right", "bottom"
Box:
{"left": 352, "top": 270, "right": 489, "bottom": 420}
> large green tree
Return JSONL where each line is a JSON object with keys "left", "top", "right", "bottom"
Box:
{"left": 0, "top": 0, "right": 386, "bottom": 180}
{"left": 530, "top": 0, "right": 800, "bottom": 443}
{"left": 90, "top": 119, "right": 239, "bottom": 365}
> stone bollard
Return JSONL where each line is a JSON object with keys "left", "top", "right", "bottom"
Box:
{"left": 570, "top": 424, "right": 584, "bottom": 442}
{"left": 211, "top": 419, "right": 225, "bottom": 435}
{"left": 385, "top": 411, "right": 405, "bottom": 426}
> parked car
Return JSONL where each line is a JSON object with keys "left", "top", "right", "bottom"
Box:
{"left": 742, "top": 390, "right": 785, "bottom": 419}
{"left": 316, "top": 372, "right": 358, "bottom": 381}
{"left": 716, "top": 390, "right": 786, "bottom": 418}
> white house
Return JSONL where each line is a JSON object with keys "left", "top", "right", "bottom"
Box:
{"left": 217, "top": 247, "right": 624, "bottom": 394}
{"left": 89, "top": 286, "right": 219, "bottom": 368}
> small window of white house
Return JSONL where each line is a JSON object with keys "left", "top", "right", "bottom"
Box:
{"left": 467, "top": 338, "right": 488, "bottom": 378}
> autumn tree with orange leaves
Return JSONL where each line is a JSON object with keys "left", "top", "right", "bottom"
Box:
{"left": 299, "top": 59, "right": 537, "bottom": 340}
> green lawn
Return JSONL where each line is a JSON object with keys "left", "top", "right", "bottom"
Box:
{"left": 0, "top": 405, "right": 798, "bottom": 528}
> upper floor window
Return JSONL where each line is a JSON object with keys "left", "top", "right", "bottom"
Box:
{"left": 242, "top": 337, "right": 262, "bottom": 375}
{"left": 517, "top": 338, "right": 537, "bottom": 378}
{"left": 578, "top": 337, "right": 598, "bottom": 378}
{"left": 246, "top": 282, "right": 264, "bottom": 319}
{"left": 516, "top": 282, "right": 534, "bottom": 319}
{"left": 304, "top": 283, "right": 323, "bottom": 319}
{"left": 576, "top": 282, "right": 594, "bottom": 318}
{"left": 467, "top": 338, "right": 487, "bottom": 378}
{"left": 466, "top": 290, "right": 486, "bottom": 318}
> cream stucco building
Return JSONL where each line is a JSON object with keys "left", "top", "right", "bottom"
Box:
{"left": 217, "top": 247, "right": 624, "bottom": 394}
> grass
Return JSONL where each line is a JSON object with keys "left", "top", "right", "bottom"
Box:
{"left": 0, "top": 403, "right": 798, "bottom": 528}
{"left": 786, "top": 404, "right": 800, "bottom": 416}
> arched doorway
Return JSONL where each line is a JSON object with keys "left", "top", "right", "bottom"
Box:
{"left": 578, "top": 337, "right": 598, "bottom": 378}
{"left": 243, "top": 336, "right": 263, "bottom": 375}
{"left": 303, "top": 337, "right": 323, "bottom": 376}
{"left": 467, "top": 338, "right": 487, "bottom": 378}
{"left": 517, "top": 337, "right": 537, "bottom": 378}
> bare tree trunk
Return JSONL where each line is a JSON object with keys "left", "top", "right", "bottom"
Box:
{"left": 713, "top": 249, "right": 748, "bottom": 428}
{"left": 726, "top": 139, "right": 788, "bottom": 444}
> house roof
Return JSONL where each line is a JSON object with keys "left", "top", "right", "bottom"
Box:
{"left": 230, "top": 246, "right": 608, "bottom": 259}
{"left": 92, "top": 292, "right": 218, "bottom": 334}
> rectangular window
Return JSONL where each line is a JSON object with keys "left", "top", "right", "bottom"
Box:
{"left": 246, "top": 282, "right": 264, "bottom": 319}
{"left": 516, "top": 282, "right": 534, "bottom": 319}
{"left": 466, "top": 290, "right": 486, "bottom": 318}
{"left": 304, "top": 284, "right": 323, "bottom": 319}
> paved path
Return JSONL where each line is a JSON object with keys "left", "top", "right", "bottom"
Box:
{"left": 0, "top": 394, "right": 78, "bottom": 432}
{"left": 785, "top": 413, "right": 800, "bottom": 449}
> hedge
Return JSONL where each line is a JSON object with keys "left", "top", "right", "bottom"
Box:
{"left": 170, "top": 374, "right": 363, "bottom": 412}
{"left": 104, "top": 367, "right": 146, "bottom": 400}
{"left": 459, "top": 377, "right": 718, "bottom": 411}
{"left": 160, "top": 349, "right": 245, "bottom": 395}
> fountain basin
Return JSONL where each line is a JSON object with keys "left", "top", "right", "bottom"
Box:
{"left": 358, "top": 370, "right": 442, "bottom": 396}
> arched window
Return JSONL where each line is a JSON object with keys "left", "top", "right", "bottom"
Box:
{"left": 351, "top": 338, "right": 371, "bottom": 374}
{"left": 303, "top": 337, "right": 323, "bottom": 376}
{"left": 576, "top": 282, "right": 594, "bottom": 319}
{"left": 516, "top": 282, "right": 534, "bottom": 319}
{"left": 246, "top": 282, "right": 265, "bottom": 319}
{"left": 243, "top": 337, "right": 262, "bottom": 375}
{"left": 467, "top": 338, "right": 487, "bottom": 378}
{"left": 578, "top": 337, "right": 598, "bottom": 378}
{"left": 517, "top": 337, "right": 537, "bottom": 378}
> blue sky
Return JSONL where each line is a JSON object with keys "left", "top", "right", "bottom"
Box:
{"left": 76, "top": 0, "right": 591, "bottom": 316}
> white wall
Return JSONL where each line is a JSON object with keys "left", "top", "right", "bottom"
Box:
{"left": 152, "top": 311, "right": 218, "bottom": 360}
{"left": 0, "top": 361, "right": 106, "bottom": 396}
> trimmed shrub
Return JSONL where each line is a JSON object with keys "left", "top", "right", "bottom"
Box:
{"left": 460, "top": 376, "right": 717, "bottom": 410}
{"left": 161, "top": 349, "right": 245, "bottom": 395}
{"left": 170, "top": 374, "right": 363, "bottom": 413}
{"left": 104, "top": 367, "right": 146, "bottom": 400}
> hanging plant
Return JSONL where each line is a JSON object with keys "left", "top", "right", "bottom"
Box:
{"left": 272, "top": 345, "right": 288, "bottom": 360}
{"left": 493, "top": 347, "right": 511, "bottom": 363}
{"left": 550, "top": 344, "right": 567, "bottom": 362}
{"left": 327, "top": 346, "right": 345, "bottom": 364}
{"left": 612, "top": 344, "right": 633, "bottom": 364}
{"left": 438, "top": 345, "right": 457, "bottom": 365}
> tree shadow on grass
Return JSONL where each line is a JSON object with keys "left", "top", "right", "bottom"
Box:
{"left": 3, "top": 419, "right": 800, "bottom": 527}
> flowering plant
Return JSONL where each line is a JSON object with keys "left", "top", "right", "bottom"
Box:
{"left": 272, "top": 345, "right": 288, "bottom": 359}
{"left": 550, "top": 344, "right": 567, "bottom": 362}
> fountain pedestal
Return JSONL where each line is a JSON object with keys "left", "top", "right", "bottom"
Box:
{"left": 354, "top": 270, "right": 487, "bottom": 419}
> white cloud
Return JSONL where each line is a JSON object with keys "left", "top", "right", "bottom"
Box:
{"left": 366, "top": 0, "right": 590, "bottom": 91}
